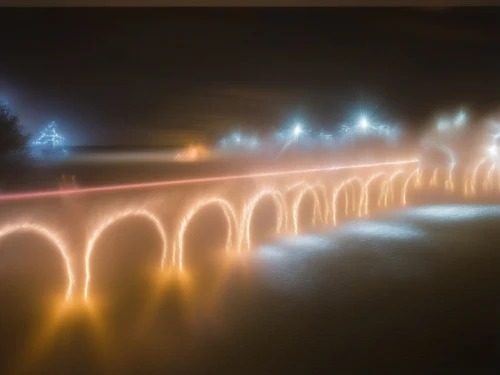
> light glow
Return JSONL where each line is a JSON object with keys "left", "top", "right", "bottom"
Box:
{"left": 239, "top": 188, "right": 288, "bottom": 252}
{"left": 175, "top": 197, "right": 238, "bottom": 269}
{"left": 402, "top": 168, "right": 420, "bottom": 206}
{"left": 359, "top": 116, "right": 369, "bottom": 130}
{"left": 84, "top": 209, "right": 167, "bottom": 300}
{"left": 332, "top": 177, "right": 365, "bottom": 226}
{"left": 0, "top": 223, "right": 74, "bottom": 301}
{"left": 292, "top": 184, "right": 324, "bottom": 234}
{"left": 32, "top": 121, "right": 65, "bottom": 149}
{"left": 0, "top": 159, "right": 420, "bottom": 202}
{"left": 362, "top": 172, "right": 387, "bottom": 215}
{"left": 293, "top": 124, "right": 302, "bottom": 137}
{"left": 488, "top": 145, "right": 498, "bottom": 158}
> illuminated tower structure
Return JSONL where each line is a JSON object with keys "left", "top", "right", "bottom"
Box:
{"left": 32, "top": 121, "right": 67, "bottom": 158}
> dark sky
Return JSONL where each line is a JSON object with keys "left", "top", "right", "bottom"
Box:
{"left": 1, "top": 8, "right": 499, "bottom": 146}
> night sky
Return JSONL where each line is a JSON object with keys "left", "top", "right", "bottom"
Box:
{"left": 1, "top": 8, "right": 499, "bottom": 146}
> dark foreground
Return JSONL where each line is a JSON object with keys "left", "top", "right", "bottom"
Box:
{"left": 1, "top": 205, "right": 500, "bottom": 374}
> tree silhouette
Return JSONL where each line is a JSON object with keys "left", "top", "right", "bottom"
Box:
{"left": 0, "top": 102, "right": 29, "bottom": 157}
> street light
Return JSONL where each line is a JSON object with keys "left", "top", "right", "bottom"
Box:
{"left": 293, "top": 124, "right": 302, "bottom": 137}
{"left": 359, "top": 116, "right": 369, "bottom": 130}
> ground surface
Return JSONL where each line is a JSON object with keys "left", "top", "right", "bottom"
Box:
{"left": 1, "top": 204, "right": 500, "bottom": 374}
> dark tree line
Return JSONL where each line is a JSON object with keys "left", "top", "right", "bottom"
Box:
{"left": 0, "top": 102, "right": 29, "bottom": 157}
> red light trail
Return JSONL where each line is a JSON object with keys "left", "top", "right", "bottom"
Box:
{"left": 0, "top": 159, "right": 420, "bottom": 202}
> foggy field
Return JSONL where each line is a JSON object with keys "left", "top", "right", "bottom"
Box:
{"left": 1, "top": 204, "right": 500, "bottom": 374}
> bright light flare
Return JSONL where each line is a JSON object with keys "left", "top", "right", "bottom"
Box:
{"left": 488, "top": 145, "right": 498, "bottom": 158}
{"left": 359, "top": 116, "right": 369, "bottom": 130}
{"left": 293, "top": 124, "right": 302, "bottom": 137}
{"left": 340, "top": 113, "right": 400, "bottom": 142}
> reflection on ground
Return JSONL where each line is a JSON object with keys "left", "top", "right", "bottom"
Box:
{"left": 1, "top": 204, "right": 500, "bottom": 374}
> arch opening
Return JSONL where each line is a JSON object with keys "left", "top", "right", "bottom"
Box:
{"left": 0, "top": 223, "right": 74, "bottom": 302}
{"left": 175, "top": 197, "right": 238, "bottom": 270}
{"left": 384, "top": 170, "right": 406, "bottom": 208}
{"left": 402, "top": 168, "right": 421, "bottom": 206}
{"left": 84, "top": 210, "right": 167, "bottom": 300}
{"left": 363, "top": 172, "right": 387, "bottom": 216}
{"left": 240, "top": 189, "right": 287, "bottom": 252}
{"left": 292, "top": 184, "right": 324, "bottom": 234}
{"left": 332, "top": 177, "right": 364, "bottom": 226}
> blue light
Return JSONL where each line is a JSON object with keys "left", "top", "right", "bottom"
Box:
{"left": 33, "top": 121, "right": 65, "bottom": 148}
{"left": 32, "top": 121, "right": 67, "bottom": 159}
{"left": 218, "top": 130, "right": 260, "bottom": 151}
{"left": 359, "top": 116, "right": 369, "bottom": 130}
{"left": 454, "top": 109, "right": 467, "bottom": 127}
{"left": 216, "top": 106, "right": 403, "bottom": 153}
{"left": 293, "top": 123, "right": 302, "bottom": 136}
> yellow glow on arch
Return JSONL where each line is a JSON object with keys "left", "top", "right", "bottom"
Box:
{"left": 0, "top": 223, "right": 75, "bottom": 302}
{"left": 84, "top": 209, "right": 167, "bottom": 301}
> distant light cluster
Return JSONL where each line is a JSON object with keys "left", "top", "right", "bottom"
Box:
{"left": 217, "top": 112, "right": 402, "bottom": 154}
{"left": 218, "top": 131, "right": 260, "bottom": 150}
{"left": 339, "top": 114, "right": 400, "bottom": 143}
{"left": 31, "top": 121, "right": 67, "bottom": 159}
{"left": 274, "top": 122, "right": 309, "bottom": 142}
{"left": 32, "top": 121, "right": 65, "bottom": 148}
{"left": 435, "top": 109, "right": 468, "bottom": 133}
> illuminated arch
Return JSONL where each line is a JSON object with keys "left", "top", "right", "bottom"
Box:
{"left": 0, "top": 223, "right": 74, "bottom": 301}
{"left": 445, "top": 164, "right": 456, "bottom": 192}
{"left": 378, "top": 170, "right": 405, "bottom": 208}
{"left": 240, "top": 188, "right": 288, "bottom": 252}
{"left": 175, "top": 197, "right": 238, "bottom": 270}
{"left": 483, "top": 161, "right": 498, "bottom": 191}
{"left": 402, "top": 168, "right": 420, "bottom": 206}
{"left": 292, "top": 183, "right": 325, "bottom": 234}
{"left": 429, "top": 167, "right": 439, "bottom": 187}
{"left": 362, "top": 172, "right": 387, "bottom": 216}
{"left": 332, "top": 177, "right": 364, "bottom": 226}
{"left": 286, "top": 181, "right": 308, "bottom": 193}
{"left": 314, "top": 184, "right": 329, "bottom": 223}
{"left": 464, "top": 176, "right": 470, "bottom": 197}
{"left": 346, "top": 183, "right": 356, "bottom": 215}
{"left": 422, "top": 141, "right": 456, "bottom": 192}
{"left": 470, "top": 157, "right": 489, "bottom": 195}
{"left": 416, "top": 167, "right": 424, "bottom": 188}
{"left": 84, "top": 209, "right": 167, "bottom": 300}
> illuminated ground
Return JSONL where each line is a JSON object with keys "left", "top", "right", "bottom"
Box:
{"left": 1, "top": 204, "right": 500, "bottom": 374}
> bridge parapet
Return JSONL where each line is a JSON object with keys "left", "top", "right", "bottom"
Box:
{"left": 1, "top": 155, "right": 500, "bottom": 303}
